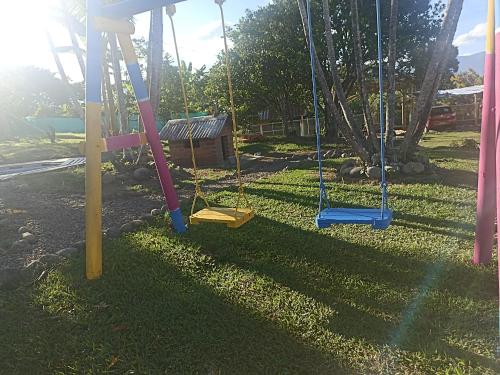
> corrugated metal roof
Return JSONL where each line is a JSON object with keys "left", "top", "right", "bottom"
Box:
{"left": 159, "top": 114, "right": 230, "bottom": 141}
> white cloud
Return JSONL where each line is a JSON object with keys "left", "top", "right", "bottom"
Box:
{"left": 453, "top": 23, "right": 487, "bottom": 47}
{"left": 165, "top": 19, "right": 233, "bottom": 69}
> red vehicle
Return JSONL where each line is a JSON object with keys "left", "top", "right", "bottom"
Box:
{"left": 426, "top": 105, "right": 456, "bottom": 131}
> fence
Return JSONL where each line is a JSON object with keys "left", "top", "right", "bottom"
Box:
{"left": 248, "top": 117, "right": 324, "bottom": 137}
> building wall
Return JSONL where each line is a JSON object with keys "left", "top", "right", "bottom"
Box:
{"left": 169, "top": 124, "right": 235, "bottom": 168}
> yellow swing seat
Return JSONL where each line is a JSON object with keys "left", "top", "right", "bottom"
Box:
{"left": 190, "top": 207, "right": 254, "bottom": 228}
{"left": 168, "top": 2, "right": 254, "bottom": 230}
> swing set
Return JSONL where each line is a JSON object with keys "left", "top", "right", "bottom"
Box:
{"left": 83, "top": 0, "right": 391, "bottom": 280}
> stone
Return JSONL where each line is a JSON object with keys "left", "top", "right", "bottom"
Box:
{"left": 21, "top": 232, "right": 36, "bottom": 244}
{"left": 340, "top": 159, "right": 356, "bottom": 171}
{"left": 0, "top": 267, "right": 24, "bottom": 289}
{"left": 133, "top": 167, "right": 151, "bottom": 181}
{"left": 38, "top": 253, "right": 63, "bottom": 266}
{"left": 120, "top": 222, "right": 136, "bottom": 233}
{"left": 151, "top": 208, "right": 162, "bottom": 216}
{"left": 366, "top": 166, "right": 382, "bottom": 180}
{"left": 0, "top": 247, "right": 7, "bottom": 256}
{"left": 340, "top": 167, "right": 353, "bottom": 177}
{"left": 11, "top": 240, "right": 31, "bottom": 252}
{"left": 56, "top": 247, "right": 79, "bottom": 258}
{"left": 140, "top": 214, "right": 155, "bottom": 222}
{"left": 17, "top": 226, "right": 29, "bottom": 234}
{"left": 130, "top": 220, "right": 145, "bottom": 227}
{"left": 74, "top": 240, "right": 86, "bottom": 250}
{"left": 384, "top": 165, "right": 397, "bottom": 174}
{"left": 102, "top": 173, "right": 116, "bottom": 185}
{"left": 119, "top": 220, "right": 145, "bottom": 234}
{"left": 107, "top": 226, "right": 121, "bottom": 238}
{"left": 416, "top": 154, "right": 430, "bottom": 166}
{"left": 349, "top": 166, "right": 364, "bottom": 177}
{"left": 402, "top": 161, "right": 425, "bottom": 175}
{"left": 0, "top": 218, "right": 8, "bottom": 226}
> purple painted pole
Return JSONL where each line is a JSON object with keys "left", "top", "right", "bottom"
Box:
{"left": 474, "top": 0, "right": 496, "bottom": 265}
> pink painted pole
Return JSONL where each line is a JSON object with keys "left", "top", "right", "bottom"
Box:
{"left": 474, "top": 0, "right": 496, "bottom": 265}
{"left": 117, "top": 33, "right": 186, "bottom": 233}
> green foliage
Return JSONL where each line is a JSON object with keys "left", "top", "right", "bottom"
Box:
{"left": 449, "top": 69, "right": 483, "bottom": 89}
{"left": 0, "top": 66, "right": 71, "bottom": 119}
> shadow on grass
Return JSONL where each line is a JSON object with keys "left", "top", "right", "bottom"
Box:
{"left": 0, "top": 240, "right": 341, "bottom": 374}
{"left": 243, "top": 185, "right": 475, "bottom": 237}
{"left": 182, "top": 213, "right": 497, "bottom": 372}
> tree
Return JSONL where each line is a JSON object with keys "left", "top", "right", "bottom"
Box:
{"left": 0, "top": 66, "right": 70, "bottom": 118}
{"left": 400, "top": 0, "right": 464, "bottom": 159}
{"left": 385, "top": 0, "right": 399, "bottom": 149}
{"left": 449, "top": 69, "right": 483, "bottom": 88}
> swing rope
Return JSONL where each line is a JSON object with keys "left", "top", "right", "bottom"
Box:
{"left": 215, "top": 0, "right": 251, "bottom": 211}
{"left": 305, "top": 0, "right": 330, "bottom": 214}
{"left": 166, "top": 5, "right": 210, "bottom": 216}
{"left": 375, "top": 0, "right": 389, "bottom": 214}
{"left": 306, "top": 0, "right": 388, "bottom": 216}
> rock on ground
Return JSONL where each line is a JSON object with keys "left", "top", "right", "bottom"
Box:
{"left": 21, "top": 232, "right": 36, "bottom": 244}
{"left": 38, "top": 253, "right": 63, "bottom": 266}
{"left": 0, "top": 268, "right": 25, "bottom": 289}
{"left": 402, "top": 162, "right": 425, "bottom": 175}
{"left": 366, "top": 166, "right": 382, "bottom": 180}
{"left": 133, "top": 167, "right": 152, "bottom": 181}
{"left": 56, "top": 247, "right": 79, "bottom": 258}
{"left": 349, "top": 167, "right": 364, "bottom": 177}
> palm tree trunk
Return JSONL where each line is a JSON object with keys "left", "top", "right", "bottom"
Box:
{"left": 297, "top": 0, "right": 370, "bottom": 163}
{"left": 400, "top": 0, "right": 464, "bottom": 159}
{"left": 349, "top": 0, "right": 378, "bottom": 151}
{"left": 109, "top": 33, "right": 129, "bottom": 135}
{"left": 385, "top": 0, "right": 399, "bottom": 151}
{"left": 148, "top": 8, "right": 163, "bottom": 115}
{"left": 321, "top": 0, "right": 372, "bottom": 152}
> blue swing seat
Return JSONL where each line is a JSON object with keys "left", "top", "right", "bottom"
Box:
{"left": 316, "top": 207, "right": 393, "bottom": 230}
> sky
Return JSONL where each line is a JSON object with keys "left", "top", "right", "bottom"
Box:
{"left": 0, "top": 0, "right": 489, "bottom": 82}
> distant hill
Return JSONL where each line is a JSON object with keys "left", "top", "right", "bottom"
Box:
{"left": 458, "top": 52, "right": 485, "bottom": 75}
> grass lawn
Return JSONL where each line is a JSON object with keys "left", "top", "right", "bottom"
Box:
{"left": 0, "top": 133, "right": 83, "bottom": 164}
{"left": 1, "top": 131, "right": 499, "bottom": 373}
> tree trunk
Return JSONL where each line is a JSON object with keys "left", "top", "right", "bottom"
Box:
{"left": 349, "top": 0, "right": 378, "bottom": 151}
{"left": 109, "top": 33, "right": 129, "bottom": 135}
{"left": 297, "top": 0, "right": 370, "bottom": 163}
{"left": 102, "top": 40, "right": 119, "bottom": 136}
{"left": 137, "top": 8, "right": 163, "bottom": 165}
{"left": 321, "top": 0, "right": 370, "bottom": 150}
{"left": 46, "top": 32, "right": 84, "bottom": 118}
{"left": 148, "top": 8, "right": 163, "bottom": 115}
{"left": 385, "top": 0, "right": 399, "bottom": 151}
{"left": 400, "top": 0, "right": 464, "bottom": 159}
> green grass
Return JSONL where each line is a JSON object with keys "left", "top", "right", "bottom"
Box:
{"left": 0, "top": 133, "right": 83, "bottom": 164}
{"left": 240, "top": 136, "right": 340, "bottom": 156}
{"left": 1, "top": 130, "right": 498, "bottom": 373}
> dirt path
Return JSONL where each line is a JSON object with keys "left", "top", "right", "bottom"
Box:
{"left": 0, "top": 156, "right": 290, "bottom": 270}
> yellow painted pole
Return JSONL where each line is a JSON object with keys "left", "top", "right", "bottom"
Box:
{"left": 85, "top": 0, "right": 103, "bottom": 279}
